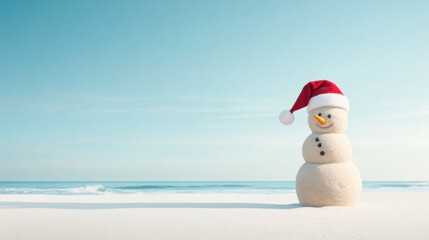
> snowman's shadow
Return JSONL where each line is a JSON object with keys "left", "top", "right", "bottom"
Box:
{"left": 0, "top": 202, "right": 302, "bottom": 210}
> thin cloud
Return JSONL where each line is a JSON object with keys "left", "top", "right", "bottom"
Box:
{"left": 75, "top": 94, "right": 154, "bottom": 103}
{"left": 165, "top": 105, "right": 279, "bottom": 114}
{"left": 353, "top": 139, "right": 429, "bottom": 148}
{"left": 195, "top": 124, "right": 229, "bottom": 129}
{"left": 7, "top": 94, "right": 284, "bottom": 119}
{"left": 179, "top": 96, "right": 248, "bottom": 102}
{"left": 211, "top": 113, "right": 278, "bottom": 120}
{"left": 18, "top": 132, "right": 300, "bottom": 149}
{"left": 360, "top": 104, "right": 429, "bottom": 120}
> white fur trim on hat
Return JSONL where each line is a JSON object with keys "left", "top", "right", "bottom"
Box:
{"left": 279, "top": 110, "right": 295, "bottom": 125}
{"left": 307, "top": 93, "right": 349, "bottom": 113}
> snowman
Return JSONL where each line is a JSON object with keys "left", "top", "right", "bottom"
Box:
{"left": 279, "top": 80, "right": 361, "bottom": 207}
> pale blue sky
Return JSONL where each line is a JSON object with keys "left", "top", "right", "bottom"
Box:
{"left": 1, "top": 0, "right": 428, "bottom": 180}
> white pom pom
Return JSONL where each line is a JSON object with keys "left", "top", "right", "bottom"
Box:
{"left": 279, "top": 110, "right": 294, "bottom": 125}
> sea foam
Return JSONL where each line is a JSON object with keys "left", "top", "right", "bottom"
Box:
{"left": 0, "top": 181, "right": 428, "bottom": 195}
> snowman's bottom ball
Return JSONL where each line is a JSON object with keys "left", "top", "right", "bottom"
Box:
{"left": 296, "top": 162, "right": 362, "bottom": 207}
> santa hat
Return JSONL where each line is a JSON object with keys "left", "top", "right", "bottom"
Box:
{"left": 279, "top": 80, "right": 349, "bottom": 125}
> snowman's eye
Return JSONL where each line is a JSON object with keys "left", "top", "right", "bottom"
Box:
{"left": 327, "top": 114, "right": 331, "bottom": 118}
{"left": 318, "top": 113, "right": 322, "bottom": 116}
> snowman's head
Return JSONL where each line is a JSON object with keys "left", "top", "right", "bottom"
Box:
{"left": 308, "top": 106, "right": 348, "bottom": 133}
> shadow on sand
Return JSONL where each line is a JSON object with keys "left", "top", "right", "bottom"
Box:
{"left": 0, "top": 202, "right": 302, "bottom": 210}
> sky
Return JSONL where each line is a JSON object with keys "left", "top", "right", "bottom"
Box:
{"left": 0, "top": 0, "right": 428, "bottom": 181}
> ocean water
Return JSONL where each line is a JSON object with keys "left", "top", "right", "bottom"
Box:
{"left": 0, "top": 181, "right": 428, "bottom": 195}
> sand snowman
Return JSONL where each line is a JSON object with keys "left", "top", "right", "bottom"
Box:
{"left": 279, "top": 80, "right": 361, "bottom": 207}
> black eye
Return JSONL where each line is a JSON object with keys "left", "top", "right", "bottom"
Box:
{"left": 318, "top": 113, "right": 322, "bottom": 116}
{"left": 327, "top": 114, "right": 331, "bottom": 118}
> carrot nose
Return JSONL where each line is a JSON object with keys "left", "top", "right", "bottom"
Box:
{"left": 313, "top": 114, "right": 326, "bottom": 125}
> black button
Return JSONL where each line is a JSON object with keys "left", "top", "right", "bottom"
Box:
{"left": 315, "top": 137, "right": 319, "bottom": 142}
{"left": 320, "top": 151, "right": 325, "bottom": 156}
{"left": 318, "top": 143, "right": 322, "bottom": 147}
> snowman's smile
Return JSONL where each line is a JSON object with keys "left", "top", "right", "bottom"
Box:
{"left": 317, "top": 123, "right": 334, "bottom": 129}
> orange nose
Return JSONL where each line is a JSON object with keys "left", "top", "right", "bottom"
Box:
{"left": 313, "top": 114, "right": 326, "bottom": 125}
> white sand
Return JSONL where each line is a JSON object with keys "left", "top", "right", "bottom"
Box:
{"left": 1, "top": 192, "right": 428, "bottom": 240}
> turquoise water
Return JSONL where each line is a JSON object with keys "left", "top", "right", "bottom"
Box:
{"left": 0, "top": 181, "right": 428, "bottom": 195}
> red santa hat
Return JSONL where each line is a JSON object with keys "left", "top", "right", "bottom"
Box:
{"left": 279, "top": 80, "right": 349, "bottom": 125}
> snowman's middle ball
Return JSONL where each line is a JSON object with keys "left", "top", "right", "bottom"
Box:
{"left": 302, "top": 133, "right": 352, "bottom": 164}
{"left": 308, "top": 107, "right": 348, "bottom": 133}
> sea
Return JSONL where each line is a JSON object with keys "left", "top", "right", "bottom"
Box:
{"left": 0, "top": 181, "right": 428, "bottom": 195}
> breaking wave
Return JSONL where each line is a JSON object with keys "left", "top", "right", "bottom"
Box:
{"left": 0, "top": 184, "right": 108, "bottom": 195}
{"left": 0, "top": 181, "right": 428, "bottom": 195}
{"left": 363, "top": 181, "right": 429, "bottom": 192}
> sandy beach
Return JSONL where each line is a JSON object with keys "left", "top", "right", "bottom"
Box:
{"left": 0, "top": 192, "right": 428, "bottom": 240}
